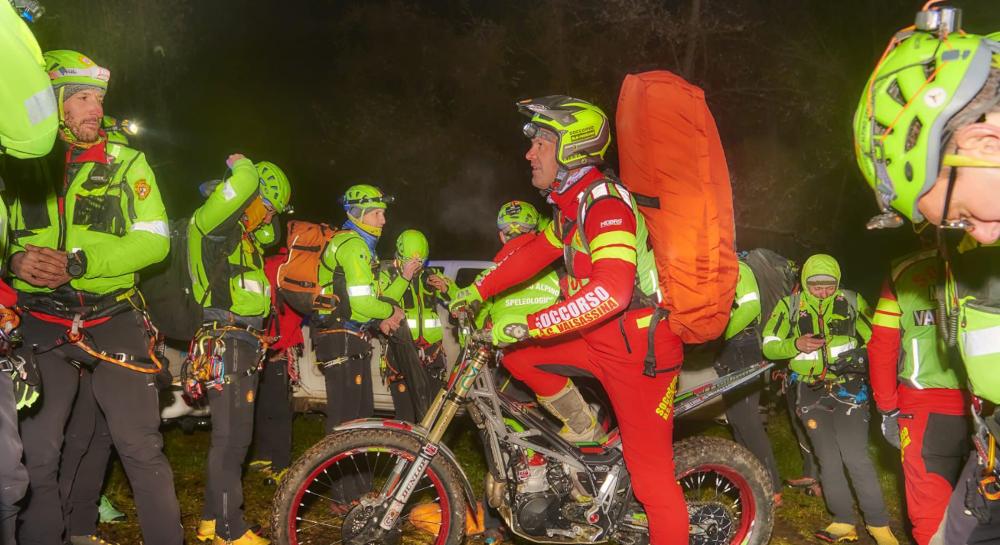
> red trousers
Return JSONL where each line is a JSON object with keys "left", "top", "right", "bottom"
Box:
{"left": 897, "top": 386, "right": 969, "bottom": 545}
{"left": 503, "top": 309, "right": 686, "bottom": 545}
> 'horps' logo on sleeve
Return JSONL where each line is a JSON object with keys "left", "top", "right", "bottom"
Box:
{"left": 532, "top": 286, "right": 619, "bottom": 336}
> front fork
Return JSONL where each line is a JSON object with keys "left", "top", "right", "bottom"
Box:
{"left": 376, "top": 344, "right": 492, "bottom": 531}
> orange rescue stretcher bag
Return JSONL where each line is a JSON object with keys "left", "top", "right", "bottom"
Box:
{"left": 277, "top": 220, "right": 336, "bottom": 315}
{"left": 616, "top": 70, "right": 737, "bottom": 344}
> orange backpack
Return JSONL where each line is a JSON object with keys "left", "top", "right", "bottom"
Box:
{"left": 277, "top": 220, "right": 337, "bottom": 315}
{"left": 616, "top": 70, "right": 737, "bottom": 344}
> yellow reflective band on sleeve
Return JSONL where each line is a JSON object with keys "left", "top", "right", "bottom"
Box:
{"left": 590, "top": 231, "right": 636, "bottom": 250}
{"left": 873, "top": 298, "right": 902, "bottom": 328}
{"left": 591, "top": 246, "right": 637, "bottom": 264}
{"left": 872, "top": 310, "right": 901, "bottom": 328}
{"left": 762, "top": 335, "right": 782, "bottom": 345}
{"left": 543, "top": 224, "right": 562, "bottom": 248}
{"left": 736, "top": 292, "right": 759, "bottom": 305}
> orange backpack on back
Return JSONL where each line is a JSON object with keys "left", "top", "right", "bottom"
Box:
{"left": 277, "top": 220, "right": 337, "bottom": 315}
{"left": 616, "top": 70, "right": 737, "bottom": 344}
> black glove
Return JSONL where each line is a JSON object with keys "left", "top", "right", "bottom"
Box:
{"left": 880, "top": 409, "right": 901, "bottom": 449}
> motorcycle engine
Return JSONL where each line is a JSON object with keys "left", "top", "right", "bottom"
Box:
{"left": 513, "top": 461, "right": 584, "bottom": 536}
{"left": 515, "top": 492, "right": 565, "bottom": 536}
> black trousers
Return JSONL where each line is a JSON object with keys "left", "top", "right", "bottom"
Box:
{"left": 786, "top": 373, "right": 819, "bottom": 480}
{"left": 58, "top": 369, "right": 113, "bottom": 537}
{"left": 200, "top": 330, "right": 261, "bottom": 540}
{"left": 252, "top": 356, "right": 293, "bottom": 470}
{"left": 16, "top": 310, "right": 182, "bottom": 545}
{"left": 933, "top": 449, "right": 1000, "bottom": 545}
{"left": 0, "top": 371, "right": 28, "bottom": 545}
{"left": 796, "top": 381, "right": 890, "bottom": 527}
{"left": 715, "top": 331, "right": 782, "bottom": 493}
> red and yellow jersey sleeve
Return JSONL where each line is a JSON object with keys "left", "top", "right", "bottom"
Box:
{"left": 474, "top": 225, "right": 561, "bottom": 299}
{"left": 527, "top": 197, "right": 637, "bottom": 339}
{"left": 868, "top": 278, "right": 902, "bottom": 412}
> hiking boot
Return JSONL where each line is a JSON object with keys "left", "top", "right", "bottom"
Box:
{"left": 213, "top": 528, "right": 270, "bottom": 545}
{"left": 806, "top": 482, "right": 824, "bottom": 498}
{"left": 867, "top": 526, "right": 900, "bottom": 545}
{"left": 69, "top": 536, "right": 118, "bottom": 545}
{"left": 814, "top": 523, "right": 859, "bottom": 543}
{"left": 248, "top": 459, "right": 272, "bottom": 472}
{"left": 98, "top": 495, "right": 126, "bottom": 524}
{"left": 196, "top": 519, "right": 216, "bottom": 542}
{"left": 537, "top": 380, "right": 605, "bottom": 444}
{"left": 263, "top": 467, "right": 288, "bottom": 486}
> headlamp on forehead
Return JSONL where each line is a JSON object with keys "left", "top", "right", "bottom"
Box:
{"left": 340, "top": 194, "right": 395, "bottom": 207}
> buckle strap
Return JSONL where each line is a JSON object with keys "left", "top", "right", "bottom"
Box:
{"left": 643, "top": 307, "right": 672, "bottom": 377}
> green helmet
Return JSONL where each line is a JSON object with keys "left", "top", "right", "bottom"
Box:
{"left": 853, "top": 10, "right": 1000, "bottom": 226}
{"left": 395, "top": 229, "right": 429, "bottom": 262}
{"left": 43, "top": 50, "right": 109, "bottom": 92}
{"left": 341, "top": 184, "right": 394, "bottom": 237}
{"left": 255, "top": 161, "right": 291, "bottom": 213}
{"left": 496, "top": 200, "right": 540, "bottom": 236}
{"left": 516, "top": 95, "right": 611, "bottom": 171}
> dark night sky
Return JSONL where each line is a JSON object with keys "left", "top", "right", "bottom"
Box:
{"left": 23, "top": 0, "right": 1000, "bottom": 298}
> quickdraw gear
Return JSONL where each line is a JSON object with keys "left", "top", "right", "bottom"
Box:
{"left": 181, "top": 325, "right": 272, "bottom": 401}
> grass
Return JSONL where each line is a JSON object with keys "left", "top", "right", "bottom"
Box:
{"left": 94, "top": 392, "right": 915, "bottom": 544}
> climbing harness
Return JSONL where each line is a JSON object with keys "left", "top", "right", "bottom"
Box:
{"left": 182, "top": 324, "right": 272, "bottom": 401}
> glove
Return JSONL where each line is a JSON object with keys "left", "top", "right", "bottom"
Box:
{"left": 449, "top": 285, "right": 483, "bottom": 317}
{"left": 880, "top": 409, "right": 901, "bottom": 449}
{"left": 491, "top": 322, "right": 530, "bottom": 348}
{"left": 13, "top": 377, "right": 39, "bottom": 410}
{"left": 12, "top": 353, "right": 39, "bottom": 410}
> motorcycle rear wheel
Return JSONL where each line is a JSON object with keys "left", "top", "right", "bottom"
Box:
{"left": 675, "top": 435, "right": 774, "bottom": 545}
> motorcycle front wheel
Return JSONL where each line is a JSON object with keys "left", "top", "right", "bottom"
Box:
{"left": 271, "top": 428, "right": 468, "bottom": 545}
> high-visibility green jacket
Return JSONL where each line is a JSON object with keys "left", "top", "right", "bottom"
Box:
{"left": 379, "top": 264, "right": 456, "bottom": 344}
{"left": 314, "top": 229, "right": 393, "bottom": 324}
{"left": 945, "top": 237, "right": 1000, "bottom": 403}
{"left": 762, "top": 254, "right": 872, "bottom": 381}
{"left": 6, "top": 139, "right": 169, "bottom": 296}
{"left": 0, "top": 2, "right": 57, "bottom": 159}
{"left": 188, "top": 158, "right": 271, "bottom": 318}
{"left": 724, "top": 261, "right": 761, "bottom": 340}
{"left": 870, "top": 249, "right": 962, "bottom": 391}
{"left": 476, "top": 234, "right": 562, "bottom": 346}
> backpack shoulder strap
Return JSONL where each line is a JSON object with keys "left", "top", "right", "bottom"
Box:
{"left": 576, "top": 177, "right": 637, "bottom": 250}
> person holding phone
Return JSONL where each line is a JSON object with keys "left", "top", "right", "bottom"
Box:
{"left": 762, "top": 254, "right": 897, "bottom": 545}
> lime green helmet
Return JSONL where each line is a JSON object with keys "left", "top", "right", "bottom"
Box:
{"left": 255, "top": 161, "right": 291, "bottom": 213}
{"left": 516, "top": 95, "right": 611, "bottom": 171}
{"left": 44, "top": 50, "right": 109, "bottom": 92}
{"left": 497, "top": 200, "right": 540, "bottom": 236}
{"left": 341, "top": 184, "right": 394, "bottom": 237}
{"left": 853, "top": 8, "right": 1000, "bottom": 227}
{"left": 395, "top": 229, "right": 429, "bottom": 263}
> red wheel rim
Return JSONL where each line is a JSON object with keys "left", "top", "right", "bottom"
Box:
{"left": 678, "top": 462, "right": 757, "bottom": 545}
{"left": 287, "top": 446, "right": 452, "bottom": 545}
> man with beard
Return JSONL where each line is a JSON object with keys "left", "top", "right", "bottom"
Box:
{"left": 4, "top": 50, "right": 182, "bottom": 545}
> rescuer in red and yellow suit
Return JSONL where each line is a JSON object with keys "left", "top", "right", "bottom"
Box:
{"left": 451, "top": 96, "right": 687, "bottom": 544}
{"left": 867, "top": 248, "right": 970, "bottom": 545}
